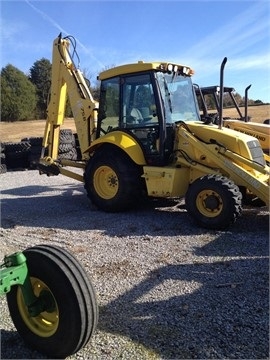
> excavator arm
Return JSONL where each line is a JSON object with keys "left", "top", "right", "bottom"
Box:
{"left": 41, "top": 34, "right": 98, "bottom": 165}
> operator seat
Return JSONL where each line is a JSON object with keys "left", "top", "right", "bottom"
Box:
{"left": 130, "top": 108, "right": 143, "bottom": 123}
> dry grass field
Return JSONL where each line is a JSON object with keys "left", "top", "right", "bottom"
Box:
{"left": 0, "top": 105, "right": 269, "bottom": 143}
{"left": 0, "top": 118, "right": 77, "bottom": 143}
{"left": 209, "top": 104, "right": 270, "bottom": 123}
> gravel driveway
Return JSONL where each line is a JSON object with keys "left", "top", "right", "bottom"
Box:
{"left": 0, "top": 169, "right": 269, "bottom": 359}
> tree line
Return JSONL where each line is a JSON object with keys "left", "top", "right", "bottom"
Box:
{"left": 0, "top": 58, "right": 265, "bottom": 122}
{"left": 0, "top": 58, "right": 99, "bottom": 122}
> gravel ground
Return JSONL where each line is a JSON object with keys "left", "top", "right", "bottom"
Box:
{"left": 0, "top": 169, "right": 269, "bottom": 360}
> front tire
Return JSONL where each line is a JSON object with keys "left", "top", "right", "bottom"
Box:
{"left": 185, "top": 174, "right": 242, "bottom": 230}
{"left": 84, "top": 146, "right": 143, "bottom": 212}
{"left": 6, "top": 245, "right": 98, "bottom": 359}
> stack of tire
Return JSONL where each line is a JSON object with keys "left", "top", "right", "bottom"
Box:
{"left": 58, "top": 129, "right": 77, "bottom": 161}
{"left": 3, "top": 141, "right": 31, "bottom": 171}
{"left": 74, "top": 133, "right": 82, "bottom": 160}
{"left": 21, "top": 136, "right": 44, "bottom": 169}
{"left": 0, "top": 142, "right": 7, "bottom": 174}
{"left": 0, "top": 129, "right": 79, "bottom": 173}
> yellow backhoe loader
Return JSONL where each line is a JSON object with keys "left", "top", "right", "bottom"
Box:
{"left": 38, "top": 34, "right": 269, "bottom": 230}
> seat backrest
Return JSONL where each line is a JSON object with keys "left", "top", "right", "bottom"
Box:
{"left": 130, "top": 108, "right": 143, "bottom": 122}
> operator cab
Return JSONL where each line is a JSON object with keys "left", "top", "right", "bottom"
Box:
{"left": 97, "top": 62, "right": 200, "bottom": 165}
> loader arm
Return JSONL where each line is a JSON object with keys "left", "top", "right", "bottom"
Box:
{"left": 42, "top": 34, "right": 98, "bottom": 162}
{"left": 176, "top": 124, "right": 269, "bottom": 206}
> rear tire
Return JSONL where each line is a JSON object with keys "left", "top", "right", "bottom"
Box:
{"left": 185, "top": 174, "right": 242, "bottom": 230}
{"left": 6, "top": 245, "right": 98, "bottom": 359}
{"left": 84, "top": 146, "right": 143, "bottom": 212}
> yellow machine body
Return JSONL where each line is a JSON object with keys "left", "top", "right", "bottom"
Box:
{"left": 39, "top": 34, "right": 269, "bottom": 229}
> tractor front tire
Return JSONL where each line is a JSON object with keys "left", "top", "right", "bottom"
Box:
{"left": 6, "top": 245, "right": 98, "bottom": 359}
{"left": 84, "top": 146, "right": 143, "bottom": 212}
{"left": 185, "top": 174, "right": 242, "bottom": 230}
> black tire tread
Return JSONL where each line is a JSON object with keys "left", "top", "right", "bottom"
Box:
{"left": 4, "top": 141, "right": 31, "bottom": 153}
{"left": 21, "top": 137, "right": 43, "bottom": 147}
{"left": 185, "top": 174, "right": 242, "bottom": 230}
{"left": 84, "top": 145, "right": 143, "bottom": 212}
{"left": 6, "top": 244, "right": 98, "bottom": 358}
{"left": 59, "top": 129, "right": 75, "bottom": 145}
{"left": 0, "top": 163, "right": 7, "bottom": 174}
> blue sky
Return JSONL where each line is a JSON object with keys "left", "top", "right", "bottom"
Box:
{"left": 1, "top": 0, "right": 270, "bottom": 102}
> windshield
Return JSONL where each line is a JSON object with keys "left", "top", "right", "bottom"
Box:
{"left": 156, "top": 72, "right": 200, "bottom": 123}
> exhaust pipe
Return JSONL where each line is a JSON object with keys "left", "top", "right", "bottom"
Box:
{"left": 219, "top": 57, "right": 227, "bottom": 129}
{"left": 244, "top": 84, "right": 252, "bottom": 122}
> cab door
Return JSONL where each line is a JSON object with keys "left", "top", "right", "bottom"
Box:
{"left": 120, "top": 72, "right": 170, "bottom": 165}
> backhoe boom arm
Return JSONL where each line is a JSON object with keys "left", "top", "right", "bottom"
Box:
{"left": 42, "top": 34, "right": 98, "bottom": 161}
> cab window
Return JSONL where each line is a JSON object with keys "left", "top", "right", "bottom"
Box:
{"left": 121, "top": 73, "right": 158, "bottom": 127}
{"left": 98, "top": 77, "right": 120, "bottom": 135}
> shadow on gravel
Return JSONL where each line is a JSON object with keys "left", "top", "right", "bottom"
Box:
{"left": 1, "top": 183, "right": 269, "bottom": 236}
{"left": 1, "top": 178, "right": 269, "bottom": 359}
{"left": 0, "top": 330, "right": 47, "bottom": 359}
{"left": 0, "top": 183, "right": 206, "bottom": 236}
{"left": 97, "top": 255, "right": 269, "bottom": 359}
{"left": 2, "top": 256, "right": 268, "bottom": 359}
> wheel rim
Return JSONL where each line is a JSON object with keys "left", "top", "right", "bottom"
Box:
{"left": 17, "top": 277, "right": 59, "bottom": 337}
{"left": 196, "top": 189, "right": 223, "bottom": 217}
{"left": 93, "top": 165, "right": 119, "bottom": 199}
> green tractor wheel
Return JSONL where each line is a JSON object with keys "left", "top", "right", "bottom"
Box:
{"left": 6, "top": 245, "right": 98, "bottom": 359}
{"left": 185, "top": 174, "right": 242, "bottom": 230}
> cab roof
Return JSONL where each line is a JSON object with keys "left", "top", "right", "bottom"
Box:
{"left": 98, "top": 61, "right": 194, "bottom": 80}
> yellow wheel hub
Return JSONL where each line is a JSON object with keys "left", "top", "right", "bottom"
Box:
{"left": 17, "top": 277, "right": 59, "bottom": 337}
{"left": 196, "top": 189, "right": 223, "bottom": 217}
{"left": 94, "top": 165, "right": 119, "bottom": 199}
